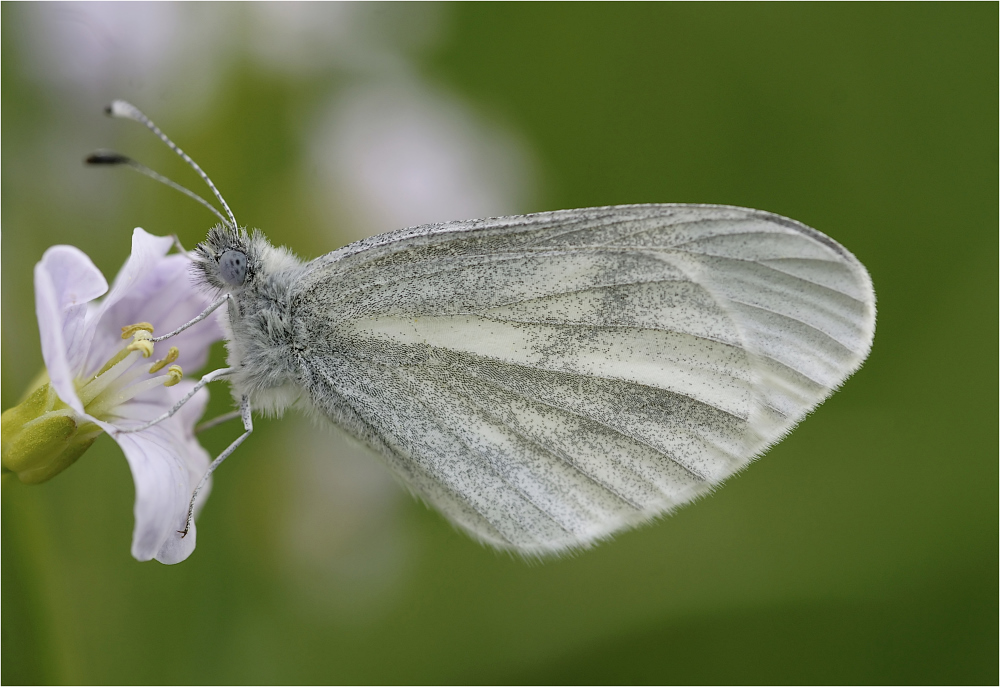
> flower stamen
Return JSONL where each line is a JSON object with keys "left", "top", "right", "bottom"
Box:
{"left": 164, "top": 365, "right": 183, "bottom": 387}
{"left": 79, "top": 351, "right": 142, "bottom": 405}
{"left": 127, "top": 330, "right": 155, "bottom": 358}
{"left": 89, "top": 371, "right": 182, "bottom": 417}
{"left": 149, "top": 346, "right": 180, "bottom": 374}
{"left": 121, "top": 322, "right": 154, "bottom": 339}
{"left": 95, "top": 344, "right": 139, "bottom": 377}
{"left": 78, "top": 333, "right": 187, "bottom": 416}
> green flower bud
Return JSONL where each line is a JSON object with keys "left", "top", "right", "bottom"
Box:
{"left": 1, "top": 383, "right": 102, "bottom": 484}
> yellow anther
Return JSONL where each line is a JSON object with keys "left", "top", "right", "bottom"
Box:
{"left": 163, "top": 365, "right": 183, "bottom": 387}
{"left": 148, "top": 346, "right": 180, "bottom": 374}
{"left": 121, "top": 322, "right": 154, "bottom": 339}
{"left": 127, "top": 331, "right": 155, "bottom": 358}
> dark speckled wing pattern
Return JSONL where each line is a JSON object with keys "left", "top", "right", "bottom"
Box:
{"left": 291, "top": 204, "right": 876, "bottom": 554}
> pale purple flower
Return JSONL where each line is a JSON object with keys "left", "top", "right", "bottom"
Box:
{"left": 33, "top": 228, "right": 223, "bottom": 563}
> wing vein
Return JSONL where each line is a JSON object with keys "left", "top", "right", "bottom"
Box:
{"left": 681, "top": 251, "right": 867, "bottom": 303}
{"left": 437, "top": 362, "right": 716, "bottom": 483}
{"left": 348, "top": 352, "right": 720, "bottom": 483}
{"left": 475, "top": 275, "right": 690, "bottom": 310}
{"left": 470, "top": 313, "right": 740, "bottom": 350}
{"left": 431, "top": 369, "right": 650, "bottom": 512}
{"left": 395, "top": 367, "right": 576, "bottom": 537}
{"left": 310, "top": 364, "right": 518, "bottom": 547}
{"left": 725, "top": 297, "right": 862, "bottom": 356}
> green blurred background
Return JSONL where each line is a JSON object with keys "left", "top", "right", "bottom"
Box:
{"left": 2, "top": 3, "right": 996, "bottom": 684}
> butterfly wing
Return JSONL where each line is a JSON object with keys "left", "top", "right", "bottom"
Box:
{"left": 291, "top": 204, "right": 876, "bottom": 554}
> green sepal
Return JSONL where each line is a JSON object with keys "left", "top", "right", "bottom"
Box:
{"left": 1, "top": 383, "right": 103, "bottom": 484}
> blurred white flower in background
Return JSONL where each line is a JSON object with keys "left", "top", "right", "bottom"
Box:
{"left": 247, "top": 3, "right": 445, "bottom": 78}
{"left": 273, "top": 421, "right": 416, "bottom": 621}
{"left": 18, "top": 2, "right": 445, "bottom": 98}
{"left": 307, "top": 82, "right": 537, "bottom": 242}
{"left": 12, "top": 3, "right": 237, "bottom": 222}
{"left": 20, "top": 2, "right": 233, "bottom": 113}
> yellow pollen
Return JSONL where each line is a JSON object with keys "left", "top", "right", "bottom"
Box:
{"left": 121, "top": 322, "right": 155, "bottom": 339}
{"left": 163, "top": 365, "right": 183, "bottom": 387}
{"left": 148, "top": 346, "right": 180, "bottom": 373}
{"left": 127, "top": 331, "right": 155, "bottom": 358}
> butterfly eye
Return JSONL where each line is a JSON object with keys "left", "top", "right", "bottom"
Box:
{"left": 219, "top": 249, "right": 247, "bottom": 286}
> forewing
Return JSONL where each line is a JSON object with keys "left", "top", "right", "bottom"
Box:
{"left": 293, "top": 204, "right": 875, "bottom": 554}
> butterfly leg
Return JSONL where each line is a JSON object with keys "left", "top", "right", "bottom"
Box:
{"left": 114, "top": 367, "right": 234, "bottom": 434}
{"left": 170, "top": 234, "right": 194, "bottom": 260}
{"left": 151, "top": 293, "right": 230, "bottom": 343}
{"left": 180, "top": 395, "right": 253, "bottom": 538}
{"left": 194, "top": 409, "right": 242, "bottom": 434}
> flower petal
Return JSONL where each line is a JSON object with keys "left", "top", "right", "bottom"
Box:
{"left": 100, "top": 228, "right": 175, "bottom": 311}
{"left": 86, "top": 253, "right": 223, "bottom": 376}
{"left": 34, "top": 245, "right": 109, "bottom": 414}
{"left": 81, "top": 229, "right": 174, "bottom": 375}
{"left": 108, "top": 381, "right": 212, "bottom": 564}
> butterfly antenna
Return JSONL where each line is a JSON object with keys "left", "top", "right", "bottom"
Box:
{"left": 102, "top": 100, "right": 238, "bottom": 230}
{"left": 85, "top": 151, "right": 231, "bottom": 228}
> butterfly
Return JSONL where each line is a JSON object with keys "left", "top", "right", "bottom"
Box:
{"left": 94, "top": 101, "right": 876, "bottom": 555}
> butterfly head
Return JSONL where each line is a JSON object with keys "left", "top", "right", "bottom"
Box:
{"left": 193, "top": 225, "right": 261, "bottom": 293}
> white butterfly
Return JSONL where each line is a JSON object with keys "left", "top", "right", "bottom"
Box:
{"left": 99, "top": 102, "right": 876, "bottom": 555}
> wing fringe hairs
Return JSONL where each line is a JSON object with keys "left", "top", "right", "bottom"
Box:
{"left": 284, "top": 204, "right": 875, "bottom": 555}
